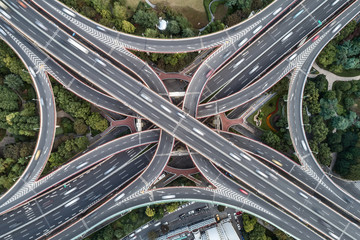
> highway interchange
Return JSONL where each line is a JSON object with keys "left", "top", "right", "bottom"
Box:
{"left": 0, "top": 0, "right": 359, "bottom": 239}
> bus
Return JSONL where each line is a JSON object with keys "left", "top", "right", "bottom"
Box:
{"left": 34, "top": 150, "right": 41, "bottom": 160}
{"left": 67, "top": 38, "right": 89, "bottom": 54}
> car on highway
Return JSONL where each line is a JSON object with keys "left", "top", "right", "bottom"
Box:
{"left": 239, "top": 188, "right": 248, "bottom": 195}
{"left": 206, "top": 69, "right": 214, "bottom": 78}
{"left": 255, "top": 169, "right": 268, "bottom": 179}
{"left": 299, "top": 191, "right": 309, "bottom": 199}
{"left": 223, "top": 51, "right": 231, "bottom": 59}
{"left": 272, "top": 159, "right": 283, "bottom": 167}
{"left": 35, "top": 20, "right": 48, "bottom": 31}
{"left": 215, "top": 214, "right": 220, "bottom": 223}
{"left": 179, "top": 213, "right": 186, "bottom": 219}
{"left": 312, "top": 35, "right": 320, "bottom": 42}
{"left": 34, "top": 150, "right": 41, "bottom": 160}
{"left": 17, "top": 0, "right": 26, "bottom": 8}
{"left": 188, "top": 210, "right": 195, "bottom": 215}
{"left": 237, "top": 38, "right": 248, "bottom": 48}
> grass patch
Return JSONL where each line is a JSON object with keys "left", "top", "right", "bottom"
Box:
{"left": 126, "top": 0, "right": 141, "bottom": 9}
{"left": 332, "top": 69, "right": 360, "bottom": 77}
{"left": 247, "top": 95, "right": 279, "bottom": 131}
{"left": 212, "top": 1, "right": 227, "bottom": 20}
{"left": 203, "top": 0, "right": 212, "bottom": 21}
{"left": 317, "top": 61, "right": 360, "bottom": 77}
{"left": 150, "top": 0, "right": 208, "bottom": 28}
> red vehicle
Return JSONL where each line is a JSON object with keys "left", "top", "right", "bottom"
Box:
{"left": 206, "top": 69, "right": 214, "bottom": 78}
{"left": 18, "top": 0, "right": 27, "bottom": 8}
{"left": 236, "top": 211, "right": 243, "bottom": 215}
{"left": 240, "top": 188, "right": 248, "bottom": 195}
{"left": 312, "top": 35, "right": 320, "bottom": 42}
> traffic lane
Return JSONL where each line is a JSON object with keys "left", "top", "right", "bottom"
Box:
{"left": 178, "top": 122, "right": 357, "bottom": 238}
{"left": 32, "top": 0, "right": 296, "bottom": 52}
{"left": 48, "top": 131, "right": 173, "bottom": 239}
{"left": 0, "top": 129, "right": 160, "bottom": 214}
{"left": 4, "top": 20, "right": 137, "bottom": 117}
{"left": 202, "top": 1, "right": 348, "bottom": 99}
{"left": 138, "top": 132, "right": 173, "bottom": 185}
{"left": 197, "top": 0, "right": 355, "bottom": 118}
{"left": 190, "top": 151, "right": 351, "bottom": 240}
{"left": 196, "top": 56, "right": 293, "bottom": 117}
{"left": 27, "top": 0, "right": 169, "bottom": 97}
{"left": 50, "top": 184, "right": 323, "bottom": 240}
{"left": 182, "top": 0, "right": 299, "bottom": 116}
{"left": 1, "top": 145, "right": 156, "bottom": 239}
{"left": 219, "top": 132, "right": 321, "bottom": 188}
{"left": 8, "top": 0, "right": 356, "bottom": 236}
{"left": 201, "top": 0, "right": 347, "bottom": 101}
{"left": 226, "top": 97, "right": 259, "bottom": 119}
{"left": 288, "top": 2, "right": 360, "bottom": 209}
{"left": 0, "top": 20, "right": 56, "bottom": 208}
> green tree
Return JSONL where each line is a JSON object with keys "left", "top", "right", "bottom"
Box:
{"left": 242, "top": 213, "right": 257, "bottom": 233}
{"left": 313, "top": 74, "right": 328, "bottom": 93}
{"left": 304, "top": 81, "right": 320, "bottom": 114}
{"left": 182, "top": 28, "right": 195, "bottom": 37}
{"left": 344, "top": 97, "right": 354, "bottom": 110}
{"left": 121, "top": 20, "right": 136, "bottom": 33}
{"left": 145, "top": 206, "right": 155, "bottom": 217}
{"left": 165, "top": 202, "right": 179, "bottom": 213}
{"left": 61, "top": 117, "right": 73, "bottom": 133}
{"left": 320, "top": 98, "right": 338, "bottom": 120}
{"left": 20, "top": 102, "right": 36, "bottom": 117}
{"left": 346, "top": 163, "right": 360, "bottom": 180}
{"left": 113, "top": 2, "right": 127, "bottom": 20}
{"left": 168, "top": 20, "right": 180, "bottom": 35}
{"left": 73, "top": 118, "right": 88, "bottom": 135}
{"left": 91, "top": 0, "right": 111, "bottom": 13}
{"left": 318, "top": 143, "right": 332, "bottom": 166}
{"left": 311, "top": 115, "right": 328, "bottom": 143}
{"left": 317, "top": 43, "right": 337, "bottom": 67}
{"left": 274, "top": 229, "right": 294, "bottom": 240}
{"left": 144, "top": 28, "right": 158, "bottom": 38}
{"left": 114, "top": 229, "right": 124, "bottom": 239}
{"left": 133, "top": 10, "right": 158, "bottom": 29}
{"left": 102, "top": 225, "right": 114, "bottom": 240}
{"left": 4, "top": 74, "right": 23, "bottom": 91}
{"left": 331, "top": 116, "right": 350, "bottom": 130}
{"left": 261, "top": 130, "right": 281, "bottom": 149}
{"left": 249, "top": 223, "right": 269, "bottom": 240}
{"left": 86, "top": 112, "right": 108, "bottom": 132}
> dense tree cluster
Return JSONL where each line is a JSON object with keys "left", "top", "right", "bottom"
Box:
{"left": 41, "top": 136, "right": 89, "bottom": 175}
{"left": 52, "top": 85, "right": 108, "bottom": 132}
{"left": 134, "top": 51, "right": 199, "bottom": 72}
{"left": 317, "top": 20, "right": 359, "bottom": 74}
{"left": 85, "top": 202, "right": 185, "bottom": 240}
{"left": 224, "top": 0, "right": 273, "bottom": 27}
{"left": 299, "top": 76, "right": 360, "bottom": 178}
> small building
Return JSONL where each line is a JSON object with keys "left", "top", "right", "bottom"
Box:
{"left": 157, "top": 17, "right": 167, "bottom": 31}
